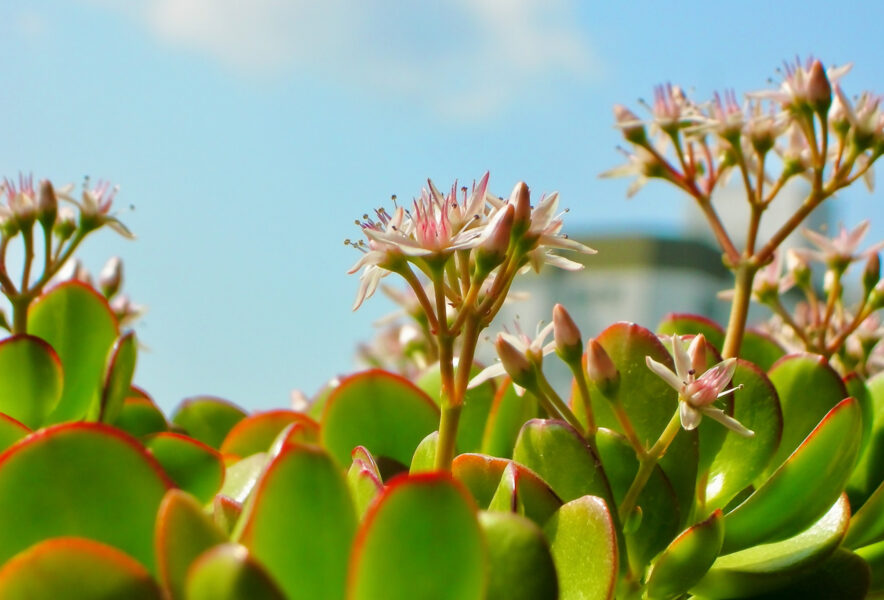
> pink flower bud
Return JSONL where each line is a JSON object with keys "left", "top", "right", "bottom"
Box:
{"left": 864, "top": 252, "right": 881, "bottom": 296}
{"left": 99, "top": 256, "right": 123, "bottom": 298}
{"left": 553, "top": 304, "right": 582, "bottom": 362}
{"left": 614, "top": 104, "right": 647, "bottom": 144}
{"left": 687, "top": 334, "right": 709, "bottom": 374}
{"left": 475, "top": 204, "right": 514, "bottom": 272}
{"left": 510, "top": 182, "right": 531, "bottom": 235}
{"left": 807, "top": 60, "right": 832, "bottom": 113}
{"left": 37, "top": 180, "right": 58, "bottom": 228}
{"left": 587, "top": 338, "right": 620, "bottom": 396}
{"left": 496, "top": 334, "right": 534, "bottom": 389}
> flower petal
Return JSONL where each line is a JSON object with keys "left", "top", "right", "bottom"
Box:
{"left": 700, "top": 406, "right": 755, "bottom": 437}
{"left": 645, "top": 356, "right": 683, "bottom": 393}
{"left": 680, "top": 402, "right": 701, "bottom": 430}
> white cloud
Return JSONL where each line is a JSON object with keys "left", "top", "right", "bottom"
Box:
{"left": 87, "top": 0, "right": 598, "bottom": 118}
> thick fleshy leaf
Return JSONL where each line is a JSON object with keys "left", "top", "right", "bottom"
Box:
{"left": 348, "top": 451, "right": 383, "bottom": 518}
{"left": 693, "top": 495, "right": 850, "bottom": 598}
{"left": 155, "top": 490, "right": 227, "bottom": 599}
{"left": 0, "top": 413, "right": 29, "bottom": 453}
{"left": 218, "top": 452, "right": 268, "bottom": 504}
{"left": 0, "top": 537, "right": 162, "bottom": 599}
{"left": 722, "top": 398, "right": 862, "bottom": 553}
{"left": 543, "top": 495, "right": 618, "bottom": 600}
{"left": 479, "top": 511, "right": 558, "bottom": 600}
{"left": 739, "top": 548, "right": 870, "bottom": 600}
{"left": 28, "top": 281, "right": 118, "bottom": 423}
{"left": 701, "top": 360, "right": 782, "bottom": 513}
{"left": 409, "top": 430, "right": 438, "bottom": 473}
{"left": 213, "top": 495, "right": 242, "bottom": 536}
{"left": 0, "top": 335, "right": 63, "bottom": 428}
{"left": 847, "top": 372, "right": 884, "bottom": 507}
{"left": 486, "top": 461, "right": 563, "bottom": 526}
{"left": 844, "top": 372, "right": 874, "bottom": 456}
{"left": 0, "top": 423, "right": 172, "bottom": 572}
{"left": 346, "top": 473, "right": 485, "bottom": 600}
{"left": 321, "top": 369, "right": 439, "bottom": 467}
{"left": 417, "top": 362, "right": 496, "bottom": 453}
{"left": 221, "top": 410, "right": 315, "bottom": 458}
{"left": 581, "top": 323, "right": 699, "bottom": 520}
{"left": 146, "top": 433, "right": 225, "bottom": 504}
{"left": 452, "top": 453, "right": 509, "bottom": 508}
{"left": 171, "top": 396, "right": 247, "bottom": 450}
{"left": 113, "top": 395, "right": 169, "bottom": 438}
{"left": 512, "top": 419, "right": 615, "bottom": 507}
{"left": 845, "top": 476, "right": 884, "bottom": 548}
{"left": 656, "top": 313, "right": 725, "bottom": 351}
{"left": 739, "top": 329, "right": 786, "bottom": 372}
{"left": 855, "top": 538, "right": 884, "bottom": 596}
{"left": 96, "top": 331, "right": 137, "bottom": 424}
{"left": 237, "top": 443, "right": 356, "bottom": 600}
{"left": 645, "top": 510, "right": 724, "bottom": 600}
{"left": 481, "top": 378, "right": 540, "bottom": 459}
{"left": 765, "top": 353, "right": 847, "bottom": 476}
{"left": 595, "top": 428, "right": 679, "bottom": 567}
{"left": 184, "top": 544, "right": 286, "bottom": 600}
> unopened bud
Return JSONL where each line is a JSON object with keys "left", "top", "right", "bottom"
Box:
{"left": 553, "top": 304, "right": 583, "bottom": 363}
{"left": 786, "top": 249, "right": 812, "bottom": 288}
{"left": 869, "top": 280, "right": 884, "bottom": 310}
{"left": 687, "top": 334, "right": 709, "bottom": 373}
{"left": 54, "top": 207, "right": 76, "bottom": 240}
{"left": 587, "top": 338, "right": 620, "bottom": 397}
{"left": 510, "top": 182, "right": 531, "bottom": 238}
{"left": 496, "top": 334, "right": 535, "bottom": 390}
{"left": 37, "top": 180, "right": 58, "bottom": 229}
{"left": 864, "top": 253, "right": 881, "bottom": 297}
{"left": 807, "top": 60, "right": 832, "bottom": 114}
{"left": 614, "top": 104, "right": 647, "bottom": 145}
{"left": 475, "top": 204, "right": 514, "bottom": 273}
{"left": 99, "top": 256, "right": 123, "bottom": 298}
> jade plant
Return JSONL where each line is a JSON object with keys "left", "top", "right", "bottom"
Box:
{"left": 0, "top": 56, "right": 880, "bottom": 600}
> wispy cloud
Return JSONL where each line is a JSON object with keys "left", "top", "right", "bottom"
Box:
{"left": 87, "top": 0, "right": 599, "bottom": 119}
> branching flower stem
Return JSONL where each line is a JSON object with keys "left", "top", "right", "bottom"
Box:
{"left": 618, "top": 410, "right": 682, "bottom": 522}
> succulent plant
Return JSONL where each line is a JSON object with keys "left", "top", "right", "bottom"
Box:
{"left": 0, "top": 56, "right": 881, "bottom": 600}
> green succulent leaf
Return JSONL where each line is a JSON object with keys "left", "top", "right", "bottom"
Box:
{"left": 581, "top": 322, "right": 699, "bottom": 519}
{"left": 146, "top": 433, "right": 225, "bottom": 504}
{"left": 409, "top": 430, "right": 438, "bottom": 474}
{"left": 236, "top": 443, "right": 356, "bottom": 600}
{"left": 154, "top": 490, "right": 227, "bottom": 600}
{"left": 348, "top": 447, "right": 384, "bottom": 518}
{"left": 0, "top": 335, "right": 63, "bottom": 428}
{"left": 0, "top": 413, "right": 30, "bottom": 453}
{"left": 346, "top": 472, "right": 486, "bottom": 600}
{"left": 0, "top": 423, "right": 172, "bottom": 573}
{"left": 452, "top": 453, "right": 509, "bottom": 508}
{"left": 701, "top": 360, "right": 782, "bottom": 513}
{"left": 543, "top": 495, "right": 618, "bottom": 600}
{"left": 595, "top": 428, "right": 679, "bottom": 568}
{"left": 692, "top": 495, "right": 850, "bottom": 598}
{"left": 171, "top": 396, "right": 247, "bottom": 450}
{"left": 512, "top": 419, "right": 615, "bottom": 507}
{"left": 212, "top": 495, "right": 243, "bottom": 537}
{"left": 221, "top": 410, "right": 316, "bottom": 458}
{"left": 113, "top": 394, "right": 169, "bottom": 438}
{"left": 645, "top": 509, "right": 724, "bottom": 600}
{"left": 321, "top": 369, "right": 439, "bottom": 467}
{"left": 847, "top": 372, "right": 884, "bottom": 508}
{"left": 765, "top": 353, "right": 847, "bottom": 477}
{"left": 479, "top": 511, "right": 558, "bottom": 600}
{"left": 417, "top": 362, "right": 496, "bottom": 453}
{"left": 737, "top": 548, "right": 870, "bottom": 600}
{"left": 184, "top": 544, "right": 286, "bottom": 600}
{"left": 95, "top": 331, "right": 137, "bottom": 424}
{"left": 722, "top": 398, "right": 862, "bottom": 553}
{"left": 486, "top": 461, "right": 563, "bottom": 526}
{"left": 28, "top": 281, "right": 118, "bottom": 423}
{"left": 480, "top": 378, "right": 540, "bottom": 459}
{"left": 0, "top": 537, "right": 162, "bottom": 600}
{"left": 845, "top": 475, "right": 884, "bottom": 548}
{"left": 656, "top": 313, "right": 725, "bottom": 351}
{"left": 218, "top": 452, "right": 268, "bottom": 505}
{"left": 738, "top": 329, "right": 786, "bottom": 372}
{"left": 855, "top": 538, "right": 884, "bottom": 596}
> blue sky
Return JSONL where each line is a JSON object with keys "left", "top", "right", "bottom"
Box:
{"left": 3, "top": 1, "right": 883, "bottom": 413}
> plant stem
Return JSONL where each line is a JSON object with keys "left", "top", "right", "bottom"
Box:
{"left": 618, "top": 410, "right": 682, "bottom": 521}
{"left": 721, "top": 262, "right": 757, "bottom": 359}
{"left": 569, "top": 358, "right": 597, "bottom": 436}
{"left": 534, "top": 369, "right": 584, "bottom": 433}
